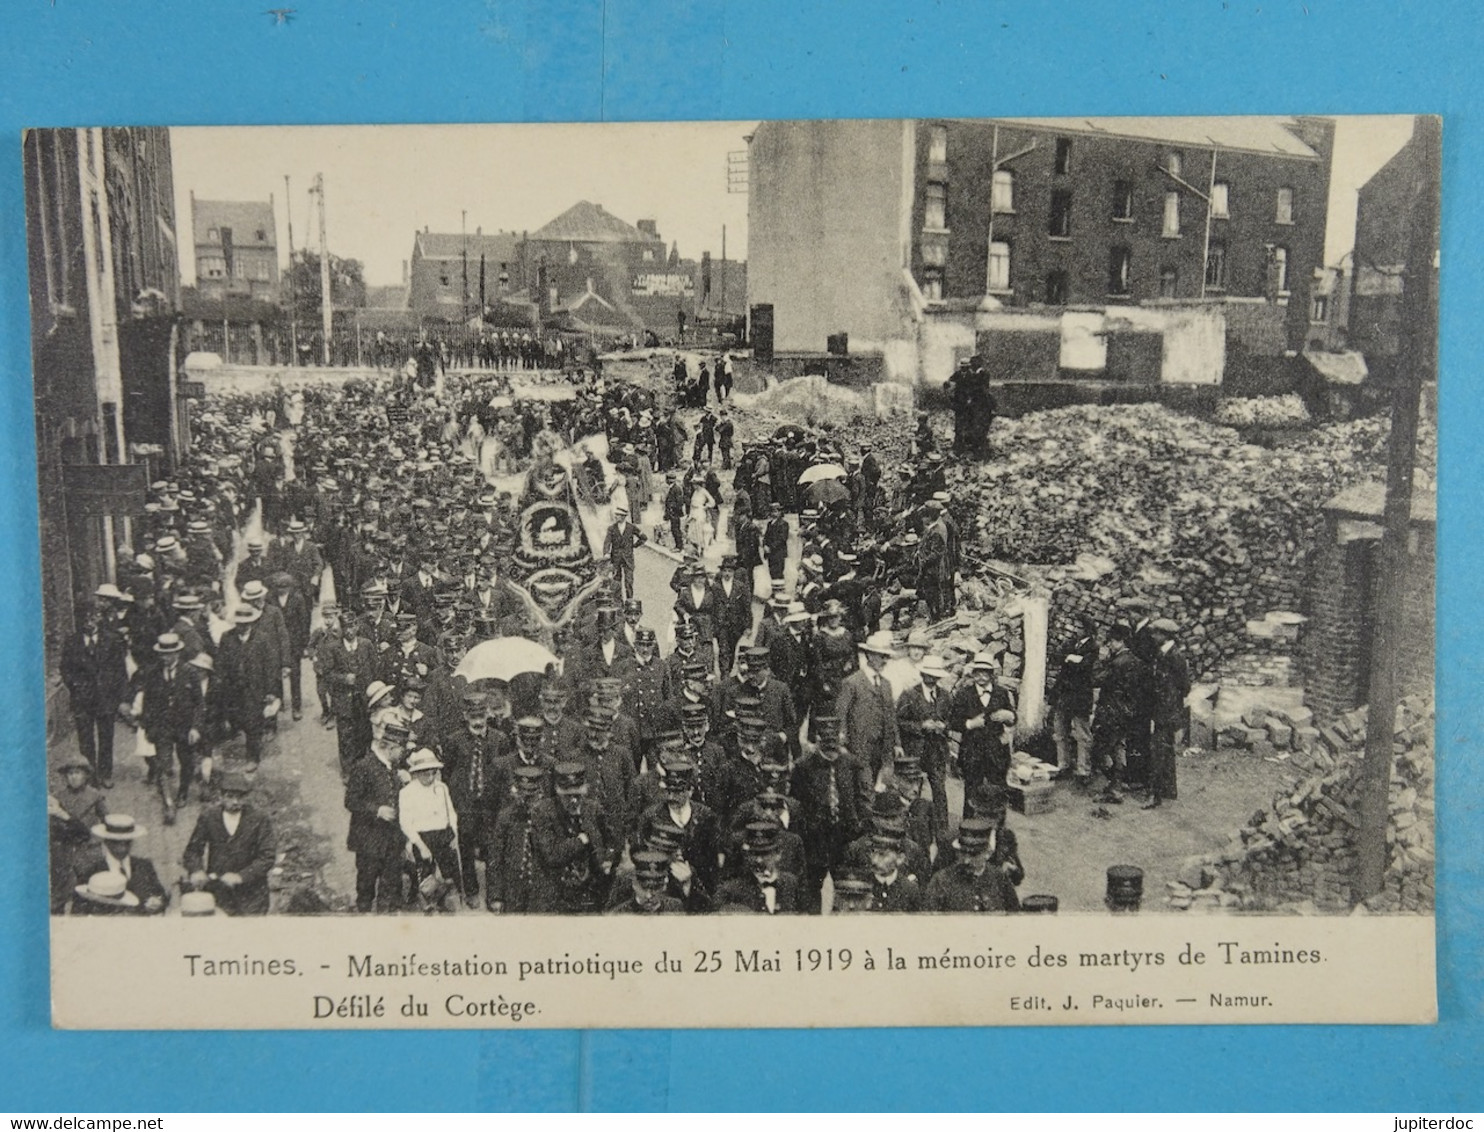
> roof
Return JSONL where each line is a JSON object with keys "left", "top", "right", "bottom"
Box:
{"left": 528, "top": 200, "right": 660, "bottom": 245}
{"left": 192, "top": 199, "right": 277, "bottom": 247}
{"left": 1325, "top": 481, "right": 1436, "bottom": 523}
{"left": 414, "top": 230, "right": 522, "bottom": 264}
{"left": 1302, "top": 349, "right": 1368, "bottom": 386}
{"left": 988, "top": 116, "right": 1321, "bottom": 159}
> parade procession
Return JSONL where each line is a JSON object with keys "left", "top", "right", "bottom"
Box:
{"left": 34, "top": 119, "right": 1435, "bottom": 924}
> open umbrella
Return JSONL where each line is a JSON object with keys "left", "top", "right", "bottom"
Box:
{"left": 806, "top": 478, "right": 850, "bottom": 507}
{"left": 454, "top": 637, "right": 559, "bottom": 684}
{"left": 798, "top": 462, "right": 846, "bottom": 486}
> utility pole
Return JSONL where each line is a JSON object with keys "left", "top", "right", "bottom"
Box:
{"left": 1352, "top": 115, "right": 1440, "bottom": 904}
{"left": 461, "top": 209, "right": 469, "bottom": 325}
{"left": 312, "top": 173, "right": 332, "bottom": 366}
{"left": 284, "top": 174, "right": 298, "bottom": 364}
{"left": 720, "top": 224, "right": 727, "bottom": 313}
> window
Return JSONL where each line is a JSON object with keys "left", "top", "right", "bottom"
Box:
{"left": 1273, "top": 245, "right": 1290, "bottom": 294}
{"left": 199, "top": 255, "right": 226, "bottom": 279}
{"left": 207, "top": 227, "right": 218, "bottom": 241}
{"left": 988, "top": 240, "right": 1011, "bottom": 292}
{"left": 1205, "top": 241, "right": 1228, "bottom": 289}
{"left": 1312, "top": 295, "right": 1329, "bottom": 323}
{"left": 928, "top": 125, "right": 948, "bottom": 165}
{"left": 991, "top": 169, "right": 1014, "bottom": 213}
{"left": 1167, "top": 151, "right": 1182, "bottom": 178}
{"left": 921, "top": 275, "right": 943, "bottom": 301}
{"left": 924, "top": 183, "right": 946, "bottom": 230}
{"left": 1159, "top": 265, "right": 1179, "bottom": 298}
{"left": 1108, "top": 246, "right": 1132, "bottom": 295}
{"left": 1211, "top": 181, "right": 1230, "bottom": 219}
{"left": 255, "top": 228, "right": 267, "bottom": 241}
{"left": 1162, "top": 191, "right": 1181, "bottom": 237}
{"left": 920, "top": 240, "right": 947, "bottom": 268}
{"left": 1049, "top": 189, "right": 1072, "bottom": 238}
{"left": 1055, "top": 137, "right": 1072, "bottom": 175}
{"left": 1045, "top": 270, "right": 1069, "bottom": 305}
{"left": 1112, "top": 179, "right": 1133, "bottom": 220}
{"left": 642, "top": 248, "right": 655, "bottom": 262}
{"left": 1276, "top": 186, "right": 1294, "bottom": 224}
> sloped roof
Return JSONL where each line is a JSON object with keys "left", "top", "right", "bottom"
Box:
{"left": 1302, "top": 348, "right": 1368, "bottom": 386}
{"left": 529, "top": 200, "right": 659, "bottom": 245}
{"left": 192, "top": 199, "right": 277, "bottom": 247}
{"left": 991, "top": 116, "right": 1321, "bottom": 159}
{"left": 414, "top": 230, "right": 522, "bottom": 263}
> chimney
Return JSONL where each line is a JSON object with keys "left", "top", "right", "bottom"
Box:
{"left": 476, "top": 226, "right": 482, "bottom": 236}
{"left": 402, "top": 260, "right": 409, "bottom": 285}
{"left": 636, "top": 219, "right": 658, "bottom": 237}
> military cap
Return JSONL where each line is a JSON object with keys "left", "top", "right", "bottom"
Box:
{"left": 956, "top": 817, "right": 994, "bottom": 849}
{"left": 870, "top": 818, "right": 907, "bottom": 850}
{"left": 515, "top": 715, "right": 545, "bottom": 736}
{"left": 741, "top": 821, "right": 781, "bottom": 855}
{"left": 513, "top": 765, "right": 547, "bottom": 787}
{"left": 679, "top": 700, "right": 710, "bottom": 721}
{"left": 659, "top": 755, "right": 698, "bottom": 786}
{"left": 552, "top": 762, "right": 587, "bottom": 792}
{"left": 631, "top": 850, "right": 671, "bottom": 886}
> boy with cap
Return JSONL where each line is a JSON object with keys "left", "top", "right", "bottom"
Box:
{"left": 183, "top": 770, "right": 276, "bottom": 915}
{"left": 48, "top": 754, "right": 109, "bottom": 912}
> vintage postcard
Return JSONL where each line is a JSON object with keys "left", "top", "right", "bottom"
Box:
{"left": 30, "top": 117, "right": 1436, "bottom": 1029}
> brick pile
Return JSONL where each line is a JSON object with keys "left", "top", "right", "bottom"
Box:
{"left": 1166, "top": 695, "right": 1435, "bottom": 914}
{"left": 945, "top": 404, "right": 1436, "bottom": 680}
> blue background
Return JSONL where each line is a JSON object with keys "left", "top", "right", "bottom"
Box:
{"left": 0, "top": 0, "right": 1479, "bottom": 1112}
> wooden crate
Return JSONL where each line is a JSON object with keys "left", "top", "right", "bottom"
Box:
{"left": 1007, "top": 779, "right": 1057, "bottom": 816}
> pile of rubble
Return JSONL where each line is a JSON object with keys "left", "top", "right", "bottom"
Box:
{"left": 945, "top": 404, "right": 1436, "bottom": 678}
{"left": 1213, "top": 393, "right": 1312, "bottom": 428}
{"left": 1166, "top": 695, "right": 1435, "bottom": 914}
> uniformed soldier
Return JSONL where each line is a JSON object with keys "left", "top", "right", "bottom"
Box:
{"left": 922, "top": 817, "right": 1020, "bottom": 913}
{"left": 714, "top": 821, "right": 804, "bottom": 915}
{"left": 605, "top": 850, "right": 684, "bottom": 914}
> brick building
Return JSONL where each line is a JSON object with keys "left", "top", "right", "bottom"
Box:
{"left": 190, "top": 195, "right": 279, "bottom": 301}
{"left": 1349, "top": 120, "right": 1438, "bottom": 387}
{"left": 406, "top": 227, "right": 524, "bottom": 322}
{"left": 1303, "top": 482, "right": 1434, "bottom": 723}
{"left": 25, "top": 127, "right": 182, "bottom": 662}
{"left": 747, "top": 117, "right": 1334, "bottom": 385}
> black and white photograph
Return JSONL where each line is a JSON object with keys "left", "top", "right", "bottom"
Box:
{"left": 27, "top": 116, "right": 1437, "bottom": 1027}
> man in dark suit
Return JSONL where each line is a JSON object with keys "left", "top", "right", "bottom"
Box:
{"left": 343, "top": 717, "right": 408, "bottom": 912}
{"left": 71, "top": 814, "right": 169, "bottom": 915}
{"left": 269, "top": 572, "right": 311, "bottom": 721}
{"left": 531, "top": 762, "right": 617, "bottom": 914}
{"left": 768, "top": 603, "right": 814, "bottom": 721}
{"left": 1050, "top": 615, "right": 1100, "bottom": 788}
{"left": 714, "top": 821, "right": 803, "bottom": 913}
{"left": 946, "top": 652, "right": 1016, "bottom": 802}
{"left": 710, "top": 555, "right": 752, "bottom": 680}
{"left": 662, "top": 473, "right": 686, "bottom": 550}
{"left": 792, "top": 714, "right": 868, "bottom": 912}
{"left": 321, "top": 614, "right": 380, "bottom": 779}
{"left": 215, "top": 606, "right": 282, "bottom": 766}
{"left": 436, "top": 692, "right": 504, "bottom": 902}
{"left": 1091, "top": 622, "right": 1152, "bottom": 803}
{"left": 631, "top": 757, "right": 723, "bottom": 899}
{"left": 601, "top": 505, "right": 646, "bottom": 601}
{"left": 135, "top": 632, "right": 205, "bottom": 823}
{"left": 60, "top": 600, "right": 130, "bottom": 788}
{"left": 268, "top": 518, "right": 325, "bottom": 604}
{"left": 763, "top": 505, "right": 790, "bottom": 588}
{"left": 1145, "top": 619, "right": 1192, "bottom": 810}
{"left": 834, "top": 632, "right": 903, "bottom": 780}
{"left": 896, "top": 654, "right": 954, "bottom": 845}
{"left": 183, "top": 770, "right": 276, "bottom": 915}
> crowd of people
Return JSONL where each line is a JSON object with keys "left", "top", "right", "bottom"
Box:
{"left": 51, "top": 351, "right": 1191, "bottom": 919}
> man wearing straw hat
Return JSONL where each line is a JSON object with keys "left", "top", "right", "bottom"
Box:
{"left": 215, "top": 605, "right": 280, "bottom": 767}
{"left": 834, "top": 631, "right": 904, "bottom": 781}
{"left": 135, "top": 632, "right": 204, "bottom": 824}
{"left": 71, "top": 814, "right": 169, "bottom": 915}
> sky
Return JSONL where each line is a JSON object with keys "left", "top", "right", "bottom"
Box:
{"left": 171, "top": 116, "right": 1414, "bottom": 288}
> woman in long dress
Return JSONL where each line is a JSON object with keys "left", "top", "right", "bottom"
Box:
{"left": 687, "top": 483, "right": 715, "bottom": 557}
